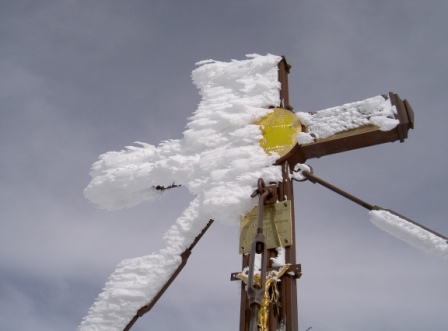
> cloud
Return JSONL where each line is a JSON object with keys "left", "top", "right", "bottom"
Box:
{"left": 0, "top": 1, "right": 447, "bottom": 330}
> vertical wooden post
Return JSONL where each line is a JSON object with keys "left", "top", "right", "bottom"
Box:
{"left": 277, "top": 57, "right": 299, "bottom": 331}
{"left": 239, "top": 254, "right": 250, "bottom": 331}
{"left": 236, "top": 57, "right": 415, "bottom": 331}
{"left": 278, "top": 162, "right": 299, "bottom": 331}
{"left": 238, "top": 57, "right": 299, "bottom": 331}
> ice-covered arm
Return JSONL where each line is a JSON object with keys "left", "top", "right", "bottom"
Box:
{"left": 296, "top": 169, "right": 448, "bottom": 260}
{"left": 289, "top": 93, "right": 414, "bottom": 163}
{"left": 84, "top": 140, "right": 193, "bottom": 210}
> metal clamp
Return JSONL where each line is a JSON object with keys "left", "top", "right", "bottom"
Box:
{"left": 291, "top": 163, "right": 313, "bottom": 182}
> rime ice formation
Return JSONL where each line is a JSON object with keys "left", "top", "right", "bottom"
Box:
{"left": 297, "top": 95, "right": 398, "bottom": 144}
{"left": 370, "top": 210, "right": 448, "bottom": 260}
{"left": 80, "top": 54, "right": 408, "bottom": 331}
{"left": 79, "top": 54, "right": 285, "bottom": 331}
{"left": 84, "top": 54, "right": 284, "bottom": 216}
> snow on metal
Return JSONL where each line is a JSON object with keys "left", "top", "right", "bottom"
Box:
{"left": 80, "top": 54, "right": 410, "bottom": 331}
{"left": 297, "top": 95, "right": 398, "bottom": 144}
{"left": 370, "top": 209, "right": 448, "bottom": 260}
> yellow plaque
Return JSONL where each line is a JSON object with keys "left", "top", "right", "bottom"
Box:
{"left": 239, "top": 201, "right": 293, "bottom": 254}
{"left": 256, "top": 108, "right": 302, "bottom": 158}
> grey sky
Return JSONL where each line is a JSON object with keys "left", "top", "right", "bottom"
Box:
{"left": 1, "top": 1, "right": 447, "bottom": 330}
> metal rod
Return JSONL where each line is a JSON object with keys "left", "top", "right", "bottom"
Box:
{"left": 123, "top": 219, "right": 214, "bottom": 331}
{"left": 302, "top": 171, "right": 448, "bottom": 242}
{"left": 302, "top": 171, "right": 374, "bottom": 210}
{"left": 249, "top": 305, "right": 260, "bottom": 331}
{"left": 247, "top": 179, "right": 269, "bottom": 331}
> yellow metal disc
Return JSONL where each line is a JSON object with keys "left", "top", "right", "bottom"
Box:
{"left": 255, "top": 108, "right": 302, "bottom": 158}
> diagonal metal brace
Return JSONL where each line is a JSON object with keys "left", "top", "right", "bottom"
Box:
{"left": 123, "top": 219, "right": 214, "bottom": 331}
{"left": 299, "top": 170, "right": 448, "bottom": 242}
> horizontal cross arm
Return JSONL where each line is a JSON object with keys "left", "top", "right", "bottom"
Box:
{"left": 277, "top": 92, "right": 414, "bottom": 168}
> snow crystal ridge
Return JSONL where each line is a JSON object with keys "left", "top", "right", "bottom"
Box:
{"left": 369, "top": 209, "right": 448, "bottom": 260}
{"left": 296, "top": 95, "right": 399, "bottom": 144}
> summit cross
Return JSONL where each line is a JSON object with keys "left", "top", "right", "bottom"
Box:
{"left": 78, "top": 54, "right": 448, "bottom": 331}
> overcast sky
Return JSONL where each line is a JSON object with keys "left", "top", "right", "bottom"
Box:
{"left": 1, "top": 1, "right": 447, "bottom": 330}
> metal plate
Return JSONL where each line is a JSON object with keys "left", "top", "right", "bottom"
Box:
{"left": 239, "top": 201, "right": 293, "bottom": 254}
{"left": 256, "top": 108, "right": 302, "bottom": 158}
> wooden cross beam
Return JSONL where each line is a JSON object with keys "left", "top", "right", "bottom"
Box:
{"left": 235, "top": 57, "right": 414, "bottom": 331}
{"left": 277, "top": 95, "right": 414, "bottom": 168}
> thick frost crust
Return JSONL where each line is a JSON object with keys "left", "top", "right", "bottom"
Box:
{"left": 78, "top": 197, "right": 210, "bottom": 331}
{"left": 297, "top": 95, "right": 398, "bottom": 144}
{"left": 79, "top": 54, "right": 285, "bottom": 331}
{"left": 370, "top": 210, "right": 448, "bottom": 260}
{"left": 84, "top": 54, "right": 283, "bottom": 216}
